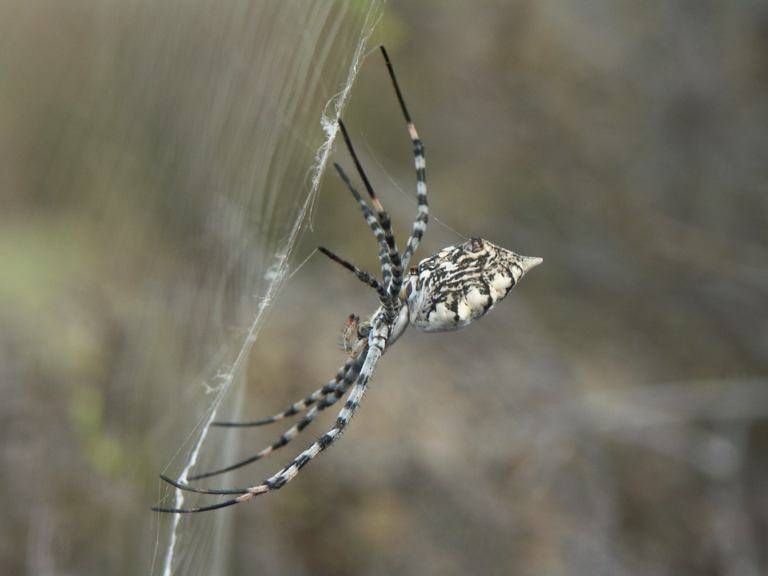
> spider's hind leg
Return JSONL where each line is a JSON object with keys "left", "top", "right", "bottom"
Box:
{"left": 318, "top": 246, "right": 387, "bottom": 301}
{"left": 337, "top": 120, "right": 404, "bottom": 301}
{"left": 380, "top": 46, "right": 428, "bottom": 271}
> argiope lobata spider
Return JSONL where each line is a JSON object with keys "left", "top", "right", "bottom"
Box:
{"left": 153, "top": 46, "right": 542, "bottom": 514}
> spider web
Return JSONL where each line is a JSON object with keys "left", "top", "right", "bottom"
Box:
{"left": 147, "top": 2, "right": 384, "bottom": 574}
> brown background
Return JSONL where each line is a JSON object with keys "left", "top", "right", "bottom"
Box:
{"left": 1, "top": 1, "right": 767, "bottom": 574}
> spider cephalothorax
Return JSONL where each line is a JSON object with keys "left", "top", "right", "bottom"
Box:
{"left": 154, "top": 47, "right": 541, "bottom": 514}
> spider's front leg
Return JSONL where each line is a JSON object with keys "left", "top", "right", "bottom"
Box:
{"left": 212, "top": 357, "right": 356, "bottom": 428}
{"left": 186, "top": 353, "right": 366, "bottom": 481}
{"left": 153, "top": 320, "right": 389, "bottom": 513}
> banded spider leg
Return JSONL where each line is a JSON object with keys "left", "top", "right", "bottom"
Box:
{"left": 154, "top": 46, "right": 424, "bottom": 513}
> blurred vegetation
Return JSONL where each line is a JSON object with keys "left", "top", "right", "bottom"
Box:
{"left": 1, "top": 1, "right": 767, "bottom": 575}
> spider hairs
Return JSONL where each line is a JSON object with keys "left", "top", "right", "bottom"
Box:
{"left": 153, "top": 46, "right": 541, "bottom": 514}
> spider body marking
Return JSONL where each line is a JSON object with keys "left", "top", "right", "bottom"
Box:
{"left": 403, "top": 238, "right": 542, "bottom": 334}
{"left": 153, "top": 46, "right": 541, "bottom": 514}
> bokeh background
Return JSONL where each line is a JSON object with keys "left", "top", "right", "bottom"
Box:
{"left": 2, "top": 1, "right": 767, "bottom": 574}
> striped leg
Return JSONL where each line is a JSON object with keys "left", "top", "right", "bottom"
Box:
{"left": 212, "top": 358, "right": 354, "bottom": 428}
{"left": 188, "top": 363, "right": 361, "bottom": 481}
{"left": 337, "top": 119, "right": 404, "bottom": 301}
{"left": 333, "top": 162, "right": 392, "bottom": 288}
{"left": 318, "top": 246, "right": 388, "bottom": 300}
{"left": 380, "top": 46, "right": 428, "bottom": 272}
{"left": 152, "top": 322, "right": 388, "bottom": 514}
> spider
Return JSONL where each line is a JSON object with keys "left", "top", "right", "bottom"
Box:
{"left": 153, "top": 46, "right": 542, "bottom": 514}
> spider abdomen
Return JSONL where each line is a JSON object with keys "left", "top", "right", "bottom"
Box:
{"left": 405, "top": 238, "right": 542, "bottom": 333}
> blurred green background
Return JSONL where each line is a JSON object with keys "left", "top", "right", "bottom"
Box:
{"left": 2, "top": 1, "right": 767, "bottom": 575}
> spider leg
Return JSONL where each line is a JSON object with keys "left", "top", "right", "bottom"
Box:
{"left": 154, "top": 324, "right": 387, "bottom": 514}
{"left": 151, "top": 475, "right": 258, "bottom": 513}
{"left": 187, "top": 358, "right": 362, "bottom": 481}
{"left": 318, "top": 246, "right": 388, "bottom": 300}
{"left": 380, "top": 46, "right": 428, "bottom": 272}
{"left": 188, "top": 390, "right": 351, "bottom": 481}
{"left": 337, "top": 119, "right": 403, "bottom": 302}
{"left": 157, "top": 474, "right": 249, "bottom": 495}
{"left": 333, "top": 162, "right": 392, "bottom": 288}
{"left": 151, "top": 494, "right": 253, "bottom": 514}
{"left": 212, "top": 357, "right": 354, "bottom": 428}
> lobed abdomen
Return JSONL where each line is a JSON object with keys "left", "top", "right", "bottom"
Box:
{"left": 404, "top": 239, "right": 521, "bottom": 333}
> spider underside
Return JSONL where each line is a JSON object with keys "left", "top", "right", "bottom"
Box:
{"left": 153, "top": 46, "right": 542, "bottom": 514}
